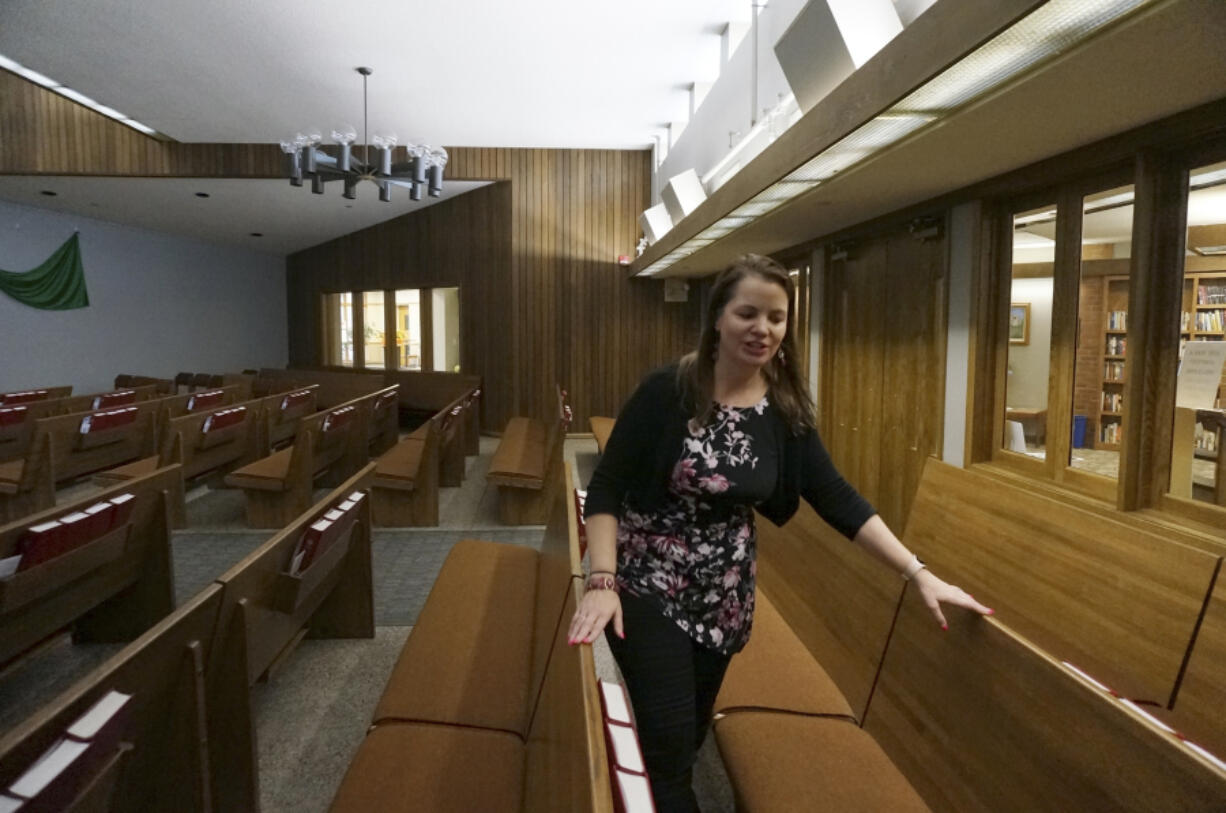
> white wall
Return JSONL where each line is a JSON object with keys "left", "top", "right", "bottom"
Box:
{"left": 0, "top": 199, "right": 287, "bottom": 394}
{"left": 1006, "top": 277, "right": 1054, "bottom": 410}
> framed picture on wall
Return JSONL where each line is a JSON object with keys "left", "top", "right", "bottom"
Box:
{"left": 1009, "top": 303, "right": 1031, "bottom": 345}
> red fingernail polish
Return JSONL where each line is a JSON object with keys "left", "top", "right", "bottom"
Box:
{"left": 942, "top": 624, "right": 948, "bottom": 631}
{"left": 987, "top": 609, "right": 995, "bottom": 616}
{"left": 619, "top": 632, "right": 625, "bottom": 639}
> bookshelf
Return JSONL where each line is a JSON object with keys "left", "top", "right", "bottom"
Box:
{"left": 1182, "top": 271, "right": 1226, "bottom": 462}
{"left": 1096, "top": 275, "right": 1129, "bottom": 450}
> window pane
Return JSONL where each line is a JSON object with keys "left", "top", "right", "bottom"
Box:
{"left": 1069, "top": 184, "right": 1135, "bottom": 478}
{"left": 1004, "top": 204, "right": 1056, "bottom": 459}
{"left": 431, "top": 287, "right": 461, "bottom": 373}
{"left": 395, "top": 289, "right": 422, "bottom": 370}
{"left": 322, "top": 292, "right": 354, "bottom": 367}
{"left": 362, "top": 291, "right": 386, "bottom": 369}
{"left": 1170, "top": 160, "right": 1226, "bottom": 506}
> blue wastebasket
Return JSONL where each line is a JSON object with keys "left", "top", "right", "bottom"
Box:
{"left": 1072, "top": 415, "right": 1088, "bottom": 448}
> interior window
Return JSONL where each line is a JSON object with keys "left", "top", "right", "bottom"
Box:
{"left": 1003, "top": 204, "right": 1057, "bottom": 460}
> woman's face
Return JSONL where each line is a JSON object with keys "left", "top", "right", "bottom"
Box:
{"left": 714, "top": 274, "right": 789, "bottom": 370}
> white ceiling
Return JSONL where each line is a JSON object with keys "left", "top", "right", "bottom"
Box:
{"left": 0, "top": 0, "right": 750, "bottom": 149}
{"left": 0, "top": 177, "right": 491, "bottom": 256}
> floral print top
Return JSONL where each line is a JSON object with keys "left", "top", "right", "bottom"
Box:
{"left": 615, "top": 398, "right": 778, "bottom": 654}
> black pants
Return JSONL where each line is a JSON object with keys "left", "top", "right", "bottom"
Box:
{"left": 605, "top": 591, "right": 733, "bottom": 813}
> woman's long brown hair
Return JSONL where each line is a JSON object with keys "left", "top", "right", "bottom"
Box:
{"left": 677, "top": 253, "right": 816, "bottom": 434}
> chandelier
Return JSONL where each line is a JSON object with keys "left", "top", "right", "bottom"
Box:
{"left": 281, "top": 67, "right": 447, "bottom": 203}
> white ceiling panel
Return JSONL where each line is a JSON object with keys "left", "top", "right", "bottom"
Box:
{"left": 0, "top": 0, "right": 751, "bottom": 149}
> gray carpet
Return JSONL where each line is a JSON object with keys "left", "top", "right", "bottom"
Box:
{"left": 172, "top": 531, "right": 267, "bottom": 605}
{"left": 371, "top": 528, "right": 544, "bottom": 625}
{"left": 252, "top": 627, "right": 411, "bottom": 813}
{"left": 0, "top": 637, "right": 123, "bottom": 734}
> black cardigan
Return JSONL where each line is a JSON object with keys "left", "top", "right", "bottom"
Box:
{"left": 584, "top": 365, "right": 876, "bottom": 538}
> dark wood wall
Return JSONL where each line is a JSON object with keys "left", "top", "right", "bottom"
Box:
{"left": 288, "top": 148, "right": 703, "bottom": 432}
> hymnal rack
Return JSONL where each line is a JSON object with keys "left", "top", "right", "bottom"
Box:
{"left": 2, "top": 690, "right": 133, "bottom": 812}
{"left": 272, "top": 490, "right": 367, "bottom": 614}
{"left": 0, "top": 494, "right": 136, "bottom": 615}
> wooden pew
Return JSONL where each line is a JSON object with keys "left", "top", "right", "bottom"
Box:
{"left": 34, "top": 401, "right": 160, "bottom": 487}
{"left": 0, "top": 583, "right": 237, "bottom": 813}
{"left": 363, "top": 385, "right": 401, "bottom": 458}
{"left": 330, "top": 462, "right": 615, "bottom": 812}
{"left": 753, "top": 499, "right": 904, "bottom": 721}
{"left": 437, "top": 392, "right": 472, "bottom": 488}
{"left": 59, "top": 385, "right": 160, "bottom": 416}
{"left": 487, "top": 386, "right": 569, "bottom": 525}
{"left": 1170, "top": 570, "right": 1226, "bottom": 758}
{"left": 257, "top": 367, "right": 384, "bottom": 409}
{"left": 589, "top": 416, "right": 615, "bottom": 455}
{"left": 463, "top": 387, "right": 482, "bottom": 455}
{"left": 153, "top": 384, "right": 246, "bottom": 422}
{"left": 370, "top": 421, "right": 439, "bottom": 527}
{"left": 0, "top": 400, "right": 69, "bottom": 464}
{"left": 94, "top": 397, "right": 261, "bottom": 502}
{"left": 206, "top": 465, "right": 376, "bottom": 813}
{"left": 224, "top": 399, "right": 368, "bottom": 528}
{"left": 0, "top": 386, "right": 73, "bottom": 405}
{"left": 903, "top": 459, "right": 1220, "bottom": 706}
{"left": 261, "top": 386, "right": 320, "bottom": 452}
{"left": 859, "top": 594, "right": 1226, "bottom": 811}
{"left": 113, "top": 374, "right": 175, "bottom": 394}
{"left": 0, "top": 466, "right": 180, "bottom": 667}
{"left": 0, "top": 431, "right": 54, "bottom": 525}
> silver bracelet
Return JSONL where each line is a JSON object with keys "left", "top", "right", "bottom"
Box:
{"left": 900, "top": 555, "right": 926, "bottom": 581}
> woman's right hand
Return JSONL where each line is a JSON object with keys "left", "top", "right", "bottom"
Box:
{"left": 567, "top": 587, "right": 623, "bottom": 645}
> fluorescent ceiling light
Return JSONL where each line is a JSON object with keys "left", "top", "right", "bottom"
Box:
{"left": 0, "top": 52, "right": 163, "bottom": 139}
{"left": 640, "top": 0, "right": 1159, "bottom": 277}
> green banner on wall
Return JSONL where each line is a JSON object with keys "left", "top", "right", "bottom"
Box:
{"left": 0, "top": 233, "right": 89, "bottom": 310}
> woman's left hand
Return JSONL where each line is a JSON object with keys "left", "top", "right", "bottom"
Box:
{"left": 912, "top": 569, "right": 994, "bottom": 630}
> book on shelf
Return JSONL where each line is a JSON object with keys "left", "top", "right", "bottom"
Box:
{"left": 82, "top": 502, "right": 115, "bottom": 538}
{"left": 186, "top": 390, "right": 224, "bottom": 412}
{"left": 280, "top": 389, "right": 312, "bottom": 413}
{"left": 289, "top": 519, "right": 334, "bottom": 576}
{"left": 4, "top": 738, "right": 91, "bottom": 810}
{"left": 17, "top": 521, "right": 66, "bottom": 570}
{"left": 5, "top": 691, "right": 132, "bottom": 810}
{"left": 614, "top": 769, "right": 657, "bottom": 813}
{"left": 109, "top": 494, "right": 136, "bottom": 528}
{"left": 0, "top": 390, "right": 48, "bottom": 405}
{"left": 322, "top": 406, "right": 355, "bottom": 433}
{"left": 90, "top": 390, "right": 136, "bottom": 411}
{"left": 605, "top": 721, "right": 646, "bottom": 775}
{"left": 66, "top": 691, "right": 132, "bottom": 754}
{"left": 0, "top": 407, "right": 27, "bottom": 428}
{"left": 0, "top": 554, "right": 22, "bottom": 580}
{"left": 598, "top": 680, "right": 633, "bottom": 726}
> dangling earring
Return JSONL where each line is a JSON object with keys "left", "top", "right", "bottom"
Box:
{"left": 776, "top": 348, "right": 786, "bottom": 365}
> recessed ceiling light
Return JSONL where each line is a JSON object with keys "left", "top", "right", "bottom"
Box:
{"left": 40, "top": 190, "right": 57, "bottom": 197}
{"left": 195, "top": 192, "right": 210, "bottom": 198}
{"left": 249, "top": 232, "right": 263, "bottom": 237}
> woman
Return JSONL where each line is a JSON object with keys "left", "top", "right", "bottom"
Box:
{"left": 568, "top": 254, "right": 991, "bottom": 812}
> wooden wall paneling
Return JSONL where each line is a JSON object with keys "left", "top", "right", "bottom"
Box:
{"left": 1048, "top": 186, "right": 1084, "bottom": 485}
{"left": 1123, "top": 149, "right": 1191, "bottom": 511}
{"left": 288, "top": 149, "right": 687, "bottom": 433}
